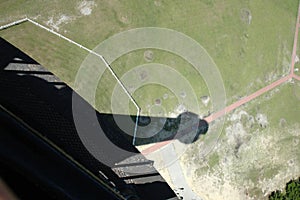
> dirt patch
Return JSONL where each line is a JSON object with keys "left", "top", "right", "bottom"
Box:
{"left": 240, "top": 8, "right": 252, "bottom": 25}
{"left": 168, "top": 112, "right": 177, "bottom": 118}
{"left": 180, "top": 91, "right": 186, "bottom": 98}
{"left": 163, "top": 93, "right": 168, "bottom": 99}
{"left": 155, "top": 98, "right": 161, "bottom": 105}
{"left": 201, "top": 95, "right": 210, "bottom": 106}
{"left": 128, "top": 85, "right": 135, "bottom": 93}
{"left": 120, "top": 15, "right": 130, "bottom": 24}
{"left": 144, "top": 50, "right": 154, "bottom": 62}
{"left": 77, "top": 0, "right": 96, "bottom": 16}
{"left": 279, "top": 118, "right": 287, "bottom": 128}
{"left": 225, "top": 121, "right": 249, "bottom": 157}
{"left": 255, "top": 113, "right": 268, "bottom": 128}
{"left": 154, "top": 1, "right": 162, "bottom": 7}
{"left": 46, "top": 15, "right": 74, "bottom": 31}
{"left": 295, "top": 55, "right": 299, "bottom": 63}
{"left": 176, "top": 104, "right": 187, "bottom": 114}
{"left": 293, "top": 138, "right": 299, "bottom": 146}
{"left": 138, "top": 70, "right": 148, "bottom": 81}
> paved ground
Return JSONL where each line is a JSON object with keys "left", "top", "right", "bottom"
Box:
{"left": 161, "top": 143, "right": 201, "bottom": 200}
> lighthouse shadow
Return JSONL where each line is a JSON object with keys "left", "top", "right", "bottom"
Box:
{"left": 112, "top": 111, "right": 209, "bottom": 146}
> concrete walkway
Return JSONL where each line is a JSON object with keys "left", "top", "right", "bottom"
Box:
{"left": 161, "top": 143, "right": 202, "bottom": 200}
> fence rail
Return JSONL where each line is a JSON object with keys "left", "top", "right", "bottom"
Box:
{"left": 0, "top": 18, "right": 28, "bottom": 30}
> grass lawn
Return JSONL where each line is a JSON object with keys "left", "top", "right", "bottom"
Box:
{"left": 0, "top": 1, "right": 298, "bottom": 113}
{"left": 97, "top": 49, "right": 211, "bottom": 116}
{"left": 0, "top": 21, "right": 88, "bottom": 87}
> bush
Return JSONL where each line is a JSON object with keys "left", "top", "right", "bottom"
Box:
{"left": 269, "top": 177, "right": 300, "bottom": 200}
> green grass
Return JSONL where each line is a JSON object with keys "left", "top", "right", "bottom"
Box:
{"left": 97, "top": 49, "right": 210, "bottom": 116}
{"left": 195, "top": 166, "right": 209, "bottom": 177}
{"left": 0, "top": 23, "right": 211, "bottom": 116}
{"left": 0, "top": 0, "right": 298, "bottom": 113}
{"left": 0, "top": 21, "right": 88, "bottom": 87}
{"left": 118, "top": 0, "right": 297, "bottom": 104}
{"left": 208, "top": 152, "right": 219, "bottom": 168}
{"left": 247, "top": 167, "right": 260, "bottom": 183}
{"left": 294, "top": 81, "right": 300, "bottom": 101}
{"left": 132, "top": 84, "right": 179, "bottom": 116}
{"left": 263, "top": 166, "right": 280, "bottom": 179}
{"left": 258, "top": 83, "right": 300, "bottom": 127}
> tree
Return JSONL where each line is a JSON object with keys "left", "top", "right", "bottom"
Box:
{"left": 269, "top": 177, "right": 300, "bottom": 200}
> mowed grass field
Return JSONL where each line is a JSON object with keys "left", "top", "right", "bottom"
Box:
{"left": 98, "top": 49, "right": 211, "bottom": 116}
{"left": 0, "top": 22, "right": 210, "bottom": 116}
{"left": 0, "top": 0, "right": 297, "bottom": 117}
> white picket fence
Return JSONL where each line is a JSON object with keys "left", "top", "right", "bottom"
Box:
{"left": 0, "top": 18, "right": 140, "bottom": 145}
